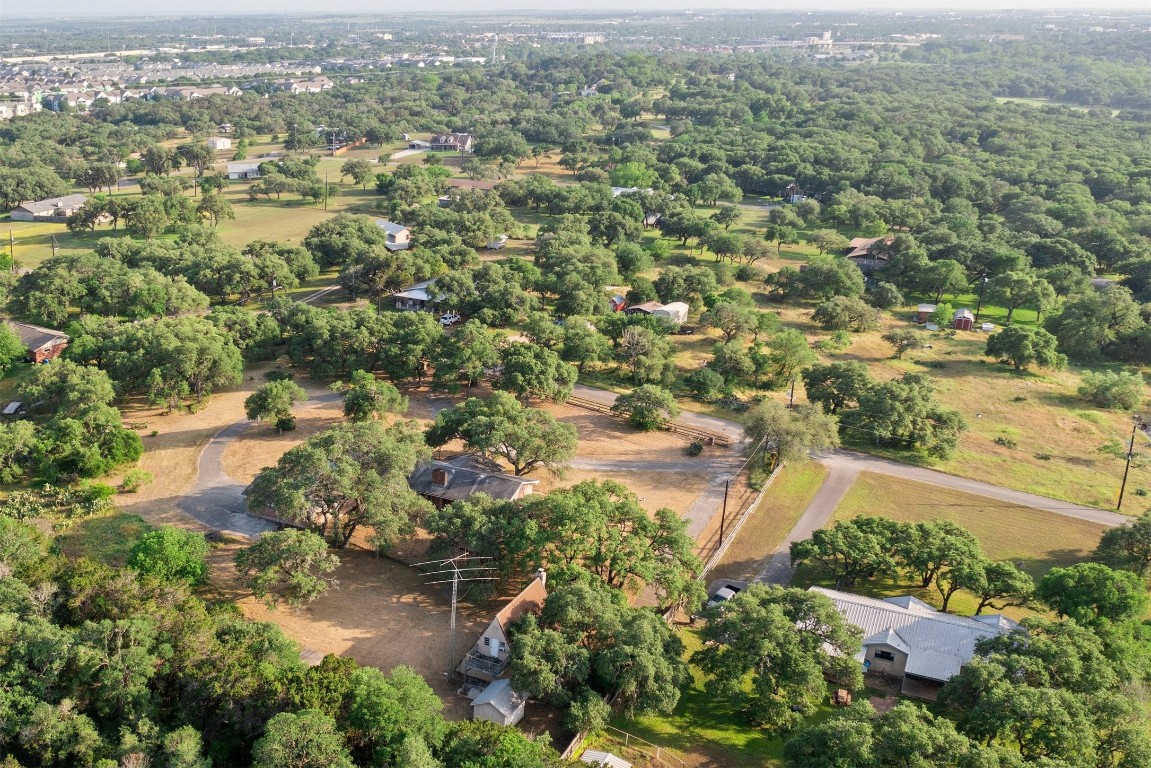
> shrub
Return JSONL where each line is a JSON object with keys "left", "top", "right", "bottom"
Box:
{"left": 994, "top": 436, "right": 1018, "bottom": 449}
{"left": 1036, "top": 453, "right": 1052, "bottom": 460}
{"left": 814, "top": 330, "right": 852, "bottom": 354}
{"left": 121, "top": 469, "right": 154, "bottom": 493}
{"left": 685, "top": 441, "right": 704, "bottom": 457}
{"left": 734, "top": 264, "right": 762, "bottom": 282}
{"left": 127, "top": 526, "right": 211, "bottom": 585}
{"left": 685, "top": 367, "right": 726, "bottom": 402}
{"left": 1077, "top": 371, "right": 1146, "bottom": 411}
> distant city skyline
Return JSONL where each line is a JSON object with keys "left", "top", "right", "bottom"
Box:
{"left": 10, "top": 0, "right": 1151, "bottom": 18}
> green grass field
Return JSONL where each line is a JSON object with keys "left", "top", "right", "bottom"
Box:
{"left": 792, "top": 471, "right": 1109, "bottom": 617}
{"left": 55, "top": 511, "right": 154, "bottom": 566}
{"left": 608, "top": 630, "right": 790, "bottom": 767}
{"left": 710, "top": 461, "right": 830, "bottom": 584}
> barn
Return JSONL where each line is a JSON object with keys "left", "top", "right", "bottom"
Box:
{"left": 953, "top": 308, "right": 975, "bottom": 331}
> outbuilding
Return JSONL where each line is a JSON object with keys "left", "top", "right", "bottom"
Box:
{"left": 227, "top": 162, "right": 261, "bottom": 180}
{"left": 953, "top": 308, "right": 975, "bottom": 331}
{"left": 9, "top": 322, "right": 68, "bottom": 363}
{"left": 471, "top": 679, "right": 526, "bottom": 727}
{"left": 915, "top": 304, "right": 936, "bottom": 324}
{"left": 208, "top": 136, "right": 232, "bottom": 151}
{"left": 653, "top": 301, "right": 689, "bottom": 324}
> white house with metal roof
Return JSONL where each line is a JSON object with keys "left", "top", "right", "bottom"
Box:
{"left": 810, "top": 586, "right": 1021, "bottom": 699}
{"left": 374, "top": 219, "right": 411, "bottom": 251}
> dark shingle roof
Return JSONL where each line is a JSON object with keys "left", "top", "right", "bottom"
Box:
{"left": 408, "top": 455, "right": 537, "bottom": 503}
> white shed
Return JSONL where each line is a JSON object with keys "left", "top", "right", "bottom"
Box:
{"left": 471, "top": 679, "right": 526, "bottom": 727}
{"left": 652, "top": 301, "right": 689, "bottom": 324}
{"left": 208, "top": 136, "right": 232, "bottom": 151}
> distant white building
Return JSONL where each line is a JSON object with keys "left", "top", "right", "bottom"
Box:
{"left": 208, "top": 136, "right": 232, "bottom": 151}
{"left": 227, "top": 162, "right": 261, "bottom": 180}
{"left": 10, "top": 194, "right": 87, "bottom": 222}
{"left": 653, "top": 301, "right": 689, "bottom": 324}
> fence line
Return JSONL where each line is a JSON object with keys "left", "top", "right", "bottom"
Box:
{"left": 702, "top": 462, "right": 782, "bottom": 576}
{"left": 564, "top": 394, "right": 731, "bottom": 447}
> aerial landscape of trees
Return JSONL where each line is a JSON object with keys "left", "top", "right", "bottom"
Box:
{"left": 0, "top": 8, "right": 1149, "bottom": 767}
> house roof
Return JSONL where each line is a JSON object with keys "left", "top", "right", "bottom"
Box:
{"left": 811, "top": 586, "right": 1020, "bottom": 682}
{"left": 9, "top": 322, "right": 68, "bottom": 352}
{"left": 627, "top": 301, "right": 664, "bottom": 314}
{"left": 495, "top": 575, "right": 548, "bottom": 631}
{"left": 654, "top": 301, "right": 689, "bottom": 314}
{"left": 227, "top": 162, "right": 261, "bottom": 172}
{"left": 917, "top": 304, "right": 937, "bottom": 313}
{"left": 431, "top": 132, "right": 472, "bottom": 145}
{"left": 954, "top": 308, "right": 975, "bottom": 320}
{"left": 392, "top": 279, "right": 439, "bottom": 303}
{"left": 445, "top": 178, "right": 496, "bottom": 191}
{"left": 846, "top": 236, "right": 893, "bottom": 259}
{"left": 471, "top": 679, "right": 525, "bottom": 717}
{"left": 14, "top": 194, "right": 87, "bottom": 214}
{"left": 375, "top": 219, "right": 409, "bottom": 235}
{"left": 408, "top": 456, "right": 538, "bottom": 503}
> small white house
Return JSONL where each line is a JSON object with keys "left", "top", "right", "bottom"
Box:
{"left": 375, "top": 219, "right": 411, "bottom": 251}
{"left": 653, "top": 301, "right": 689, "bottom": 324}
{"left": 208, "top": 136, "right": 232, "bottom": 151}
{"left": 10, "top": 194, "right": 88, "bottom": 222}
{"left": 471, "top": 679, "right": 526, "bottom": 727}
{"left": 227, "top": 162, "right": 261, "bottom": 180}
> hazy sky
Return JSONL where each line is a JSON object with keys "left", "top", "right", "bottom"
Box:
{"left": 18, "top": 0, "right": 1151, "bottom": 17}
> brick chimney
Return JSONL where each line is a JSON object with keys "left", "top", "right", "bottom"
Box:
{"left": 535, "top": 568, "right": 546, "bottom": 587}
{"left": 431, "top": 467, "right": 448, "bottom": 487}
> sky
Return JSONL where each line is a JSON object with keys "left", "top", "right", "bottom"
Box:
{"left": 17, "top": 0, "right": 1151, "bottom": 17}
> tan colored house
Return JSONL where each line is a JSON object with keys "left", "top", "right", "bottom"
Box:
{"left": 10, "top": 194, "right": 87, "bottom": 222}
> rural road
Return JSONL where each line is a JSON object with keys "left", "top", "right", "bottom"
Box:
{"left": 755, "top": 448, "right": 1129, "bottom": 585}
{"left": 176, "top": 391, "right": 342, "bottom": 539}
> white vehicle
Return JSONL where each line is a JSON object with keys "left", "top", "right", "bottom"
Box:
{"left": 439, "top": 312, "right": 462, "bottom": 326}
{"left": 706, "top": 585, "right": 741, "bottom": 608}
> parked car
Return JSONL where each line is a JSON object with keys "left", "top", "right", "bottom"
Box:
{"left": 439, "top": 312, "right": 461, "bottom": 326}
{"left": 706, "top": 584, "right": 741, "bottom": 608}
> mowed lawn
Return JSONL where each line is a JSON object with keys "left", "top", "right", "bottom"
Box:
{"left": 709, "top": 461, "right": 829, "bottom": 584}
{"left": 793, "top": 471, "right": 1109, "bottom": 617}
{"left": 608, "top": 630, "right": 790, "bottom": 768}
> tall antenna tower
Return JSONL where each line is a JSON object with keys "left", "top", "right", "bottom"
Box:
{"left": 416, "top": 553, "right": 496, "bottom": 680}
{"left": 491, "top": 34, "right": 498, "bottom": 66}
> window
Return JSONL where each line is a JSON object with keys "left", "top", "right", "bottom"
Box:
{"left": 483, "top": 637, "right": 490, "bottom": 647}
{"left": 498, "top": 641, "right": 507, "bottom": 653}
{"left": 873, "top": 650, "right": 896, "bottom": 662}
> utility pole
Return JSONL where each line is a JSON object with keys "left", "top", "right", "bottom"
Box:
{"left": 1117, "top": 415, "right": 1144, "bottom": 511}
{"left": 416, "top": 554, "right": 495, "bottom": 681}
{"left": 323, "top": 172, "right": 328, "bottom": 210}
{"left": 8, "top": 231, "right": 13, "bottom": 263}
{"left": 50, "top": 235, "right": 57, "bottom": 259}
{"left": 974, "top": 274, "right": 989, "bottom": 323}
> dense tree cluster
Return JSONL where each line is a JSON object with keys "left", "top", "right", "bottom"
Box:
{"left": 0, "top": 521, "right": 562, "bottom": 767}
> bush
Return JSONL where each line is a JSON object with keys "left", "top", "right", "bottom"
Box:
{"left": 867, "top": 281, "right": 904, "bottom": 309}
{"left": 994, "top": 436, "right": 1018, "bottom": 449}
{"left": 1077, "top": 371, "right": 1146, "bottom": 411}
{"left": 734, "top": 264, "right": 762, "bottom": 282}
{"left": 814, "top": 330, "right": 852, "bottom": 354}
{"left": 685, "top": 441, "right": 704, "bottom": 457}
{"left": 121, "top": 468, "right": 154, "bottom": 493}
{"left": 685, "top": 367, "right": 726, "bottom": 402}
{"left": 127, "top": 526, "right": 211, "bottom": 586}
{"left": 264, "top": 369, "right": 294, "bottom": 381}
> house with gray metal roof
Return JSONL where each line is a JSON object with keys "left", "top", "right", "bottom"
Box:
{"left": 810, "top": 586, "right": 1021, "bottom": 699}
{"left": 10, "top": 194, "right": 87, "bottom": 222}
{"left": 374, "top": 219, "right": 411, "bottom": 251}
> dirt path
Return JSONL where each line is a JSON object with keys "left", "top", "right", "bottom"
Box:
{"left": 571, "top": 384, "right": 744, "bottom": 442}
{"left": 755, "top": 461, "right": 860, "bottom": 585}
{"left": 176, "top": 391, "right": 343, "bottom": 538}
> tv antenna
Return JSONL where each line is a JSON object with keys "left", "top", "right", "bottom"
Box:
{"left": 415, "top": 553, "right": 496, "bottom": 680}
